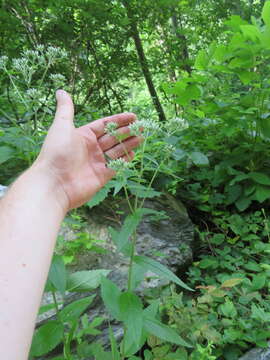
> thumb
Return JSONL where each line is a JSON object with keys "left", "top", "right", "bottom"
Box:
{"left": 54, "top": 89, "right": 74, "bottom": 126}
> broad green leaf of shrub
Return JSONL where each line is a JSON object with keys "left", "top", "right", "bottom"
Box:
{"left": 48, "top": 255, "right": 66, "bottom": 293}
{"left": 100, "top": 276, "right": 122, "bottom": 320}
{"left": 235, "top": 196, "right": 252, "bottom": 211}
{"left": 66, "top": 269, "right": 110, "bottom": 292}
{"left": 134, "top": 255, "right": 193, "bottom": 291}
{"left": 189, "top": 152, "right": 209, "bottom": 167}
{"left": 251, "top": 304, "right": 270, "bottom": 322}
{"left": 119, "top": 292, "right": 143, "bottom": 346}
{"left": 30, "top": 320, "right": 64, "bottom": 356}
{"left": 199, "top": 257, "right": 219, "bottom": 269}
{"left": 262, "top": 1, "right": 270, "bottom": 27}
{"left": 219, "top": 299, "right": 237, "bottom": 318}
{"left": 144, "top": 318, "right": 191, "bottom": 347}
{"left": 0, "top": 146, "right": 15, "bottom": 164}
{"left": 240, "top": 25, "right": 261, "bottom": 41}
{"left": 195, "top": 50, "right": 210, "bottom": 70}
{"left": 249, "top": 172, "right": 270, "bottom": 185}
{"left": 59, "top": 296, "right": 95, "bottom": 322}
{"left": 255, "top": 185, "right": 270, "bottom": 202}
{"left": 237, "top": 70, "right": 256, "bottom": 84}
{"left": 226, "top": 184, "right": 242, "bottom": 204}
{"left": 221, "top": 278, "right": 243, "bottom": 288}
{"left": 251, "top": 274, "right": 266, "bottom": 291}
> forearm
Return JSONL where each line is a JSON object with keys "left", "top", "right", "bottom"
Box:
{"left": 0, "top": 164, "right": 67, "bottom": 359}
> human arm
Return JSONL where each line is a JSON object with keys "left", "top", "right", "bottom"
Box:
{"left": 0, "top": 90, "right": 141, "bottom": 359}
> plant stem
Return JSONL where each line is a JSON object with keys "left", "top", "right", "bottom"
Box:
{"left": 52, "top": 290, "right": 59, "bottom": 316}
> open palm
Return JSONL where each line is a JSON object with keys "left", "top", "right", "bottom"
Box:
{"left": 37, "top": 90, "right": 141, "bottom": 210}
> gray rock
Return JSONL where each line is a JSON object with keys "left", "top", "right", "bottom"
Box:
{"left": 0, "top": 185, "right": 8, "bottom": 198}
{"left": 239, "top": 344, "right": 270, "bottom": 360}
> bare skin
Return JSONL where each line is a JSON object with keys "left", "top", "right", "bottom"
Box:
{"left": 0, "top": 90, "right": 141, "bottom": 360}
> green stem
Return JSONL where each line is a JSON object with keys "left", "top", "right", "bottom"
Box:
{"left": 52, "top": 290, "right": 59, "bottom": 316}
{"left": 7, "top": 73, "right": 29, "bottom": 109}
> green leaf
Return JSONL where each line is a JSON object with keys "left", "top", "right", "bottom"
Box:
{"left": 249, "top": 172, "right": 270, "bottom": 185}
{"left": 144, "top": 318, "right": 191, "bottom": 347}
{"left": 262, "top": 1, "right": 270, "bottom": 27}
{"left": 133, "top": 255, "right": 193, "bottom": 291}
{"left": 251, "top": 304, "right": 270, "bottom": 322}
{"left": 110, "top": 208, "right": 158, "bottom": 255}
{"left": 235, "top": 196, "right": 252, "bottom": 211}
{"left": 48, "top": 255, "right": 66, "bottom": 293}
{"left": 251, "top": 274, "right": 266, "bottom": 290}
{"left": 189, "top": 152, "right": 209, "bottom": 166}
{"left": 237, "top": 70, "right": 256, "bottom": 84}
{"left": 100, "top": 277, "right": 122, "bottom": 320}
{"left": 66, "top": 269, "right": 110, "bottom": 292}
{"left": 240, "top": 25, "right": 261, "bottom": 41}
{"left": 38, "top": 303, "right": 58, "bottom": 315}
{"left": 128, "top": 184, "right": 161, "bottom": 198}
{"left": 86, "top": 183, "right": 112, "bottom": 208}
{"left": 111, "top": 210, "right": 143, "bottom": 253}
{"left": 59, "top": 296, "right": 94, "bottom": 322}
{"left": 219, "top": 299, "right": 237, "bottom": 318}
{"left": 255, "top": 185, "right": 270, "bottom": 202}
{"left": 221, "top": 278, "right": 243, "bottom": 288}
{"left": 195, "top": 50, "right": 210, "bottom": 70}
{"left": 30, "top": 321, "right": 64, "bottom": 356}
{"left": 199, "top": 258, "right": 219, "bottom": 269}
{"left": 119, "top": 292, "right": 143, "bottom": 346}
{"left": 143, "top": 300, "right": 160, "bottom": 319}
{"left": 0, "top": 146, "right": 15, "bottom": 164}
{"left": 226, "top": 184, "right": 242, "bottom": 204}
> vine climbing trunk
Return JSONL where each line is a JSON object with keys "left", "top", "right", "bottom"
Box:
{"left": 122, "top": 0, "right": 166, "bottom": 122}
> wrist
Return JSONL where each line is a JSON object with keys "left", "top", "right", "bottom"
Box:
{"left": 24, "top": 161, "right": 70, "bottom": 216}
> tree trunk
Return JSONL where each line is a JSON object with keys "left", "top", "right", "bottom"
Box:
{"left": 171, "top": 14, "right": 191, "bottom": 74}
{"left": 122, "top": 0, "right": 166, "bottom": 122}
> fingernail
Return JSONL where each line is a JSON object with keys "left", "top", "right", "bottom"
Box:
{"left": 56, "top": 89, "right": 66, "bottom": 98}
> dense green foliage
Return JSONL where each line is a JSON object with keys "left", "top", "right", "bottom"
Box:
{"left": 1, "top": 0, "right": 270, "bottom": 359}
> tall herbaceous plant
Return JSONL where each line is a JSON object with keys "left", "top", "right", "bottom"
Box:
{"left": 0, "top": 46, "right": 67, "bottom": 166}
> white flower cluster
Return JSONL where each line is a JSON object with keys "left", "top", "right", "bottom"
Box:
{"left": 105, "top": 122, "right": 118, "bottom": 136}
{"left": 49, "top": 73, "right": 66, "bottom": 87}
{"left": 26, "top": 88, "right": 42, "bottom": 100}
{"left": 0, "top": 56, "right": 8, "bottom": 70}
{"left": 12, "top": 58, "right": 34, "bottom": 84}
{"left": 164, "top": 144, "right": 176, "bottom": 154}
{"left": 46, "top": 46, "right": 67, "bottom": 64}
{"left": 129, "top": 119, "right": 161, "bottom": 136}
{"left": 107, "top": 158, "right": 132, "bottom": 172}
{"left": 167, "top": 117, "right": 188, "bottom": 133}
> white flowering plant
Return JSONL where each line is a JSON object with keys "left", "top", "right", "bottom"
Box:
{"left": 0, "top": 45, "right": 68, "bottom": 166}
{"left": 83, "top": 116, "right": 193, "bottom": 359}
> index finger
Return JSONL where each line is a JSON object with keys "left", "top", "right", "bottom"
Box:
{"left": 80, "top": 112, "right": 136, "bottom": 138}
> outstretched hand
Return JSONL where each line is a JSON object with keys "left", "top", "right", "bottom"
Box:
{"left": 36, "top": 90, "right": 142, "bottom": 211}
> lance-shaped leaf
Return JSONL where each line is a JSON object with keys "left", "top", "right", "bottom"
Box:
{"left": 30, "top": 321, "right": 64, "bottom": 356}
{"left": 119, "top": 291, "right": 143, "bottom": 346}
{"left": 144, "top": 318, "right": 191, "bottom": 347}
{"left": 133, "top": 255, "right": 193, "bottom": 291}
{"left": 100, "top": 277, "right": 122, "bottom": 320}
{"left": 67, "top": 269, "right": 110, "bottom": 292}
{"left": 59, "top": 296, "right": 95, "bottom": 322}
{"left": 48, "top": 255, "right": 66, "bottom": 294}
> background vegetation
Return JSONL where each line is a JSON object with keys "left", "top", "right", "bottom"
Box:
{"left": 1, "top": 0, "right": 270, "bottom": 359}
